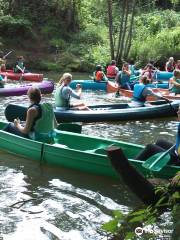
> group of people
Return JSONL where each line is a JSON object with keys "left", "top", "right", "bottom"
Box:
{"left": 0, "top": 54, "right": 27, "bottom": 73}
{"left": 0, "top": 55, "right": 28, "bottom": 87}
{"left": 3, "top": 71, "right": 180, "bottom": 166}
{"left": 4, "top": 72, "right": 89, "bottom": 141}
{"left": 1, "top": 54, "right": 180, "bottom": 166}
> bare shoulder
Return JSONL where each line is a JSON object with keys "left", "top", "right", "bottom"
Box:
{"left": 27, "top": 106, "right": 39, "bottom": 117}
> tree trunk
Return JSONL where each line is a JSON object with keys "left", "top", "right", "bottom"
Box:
{"left": 118, "top": 0, "right": 129, "bottom": 63}
{"left": 116, "top": 0, "right": 126, "bottom": 63}
{"left": 107, "top": 0, "right": 115, "bottom": 60}
{"left": 124, "top": 0, "right": 136, "bottom": 59}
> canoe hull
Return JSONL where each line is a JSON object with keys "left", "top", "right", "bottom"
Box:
{"left": 69, "top": 78, "right": 170, "bottom": 93}
{"left": 5, "top": 101, "right": 179, "bottom": 123}
{"left": 0, "top": 123, "right": 179, "bottom": 179}
{"left": 0, "top": 80, "right": 54, "bottom": 97}
{"left": 0, "top": 70, "right": 43, "bottom": 82}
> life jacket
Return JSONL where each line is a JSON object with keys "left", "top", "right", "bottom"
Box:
{"left": 14, "top": 61, "right": 24, "bottom": 73}
{"left": 175, "top": 123, "right": 180, "bottom": 157}
{"left": 117, "top": 72, "right": 130, "bottom": 86}
{"left": 176, "top": 65, "right": 180, "bottom": 70}
{"left": 95, "top": 71, "right": 104, "bottom": 81}
{"left": 133, "top": 84, "right": 147, "bottom": 102}
{"left": 55, "top": 85, "right": 70, "bottom": 109}
{"left": 129, "top": 64, "right": 135, "bottom": 75}
{"left": 166, "top": 62, "right": 175, "bottom": 72}
{"left": 107, "top": 65, "right": 117, "bottom": 78}
{"left": 0, "top": 64, "right": 6, "bottom": 72}
{"left": 29, "top": 103, "right": 55, "bottom": 142}
{"left": 0, "top": 75, "right": 3, "bottom": 81}
{"left": 171, "top": 78, "right": 180, "bottom": 94}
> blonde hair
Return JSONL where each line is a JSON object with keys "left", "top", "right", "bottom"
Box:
{"left": 58, "top": 73, "right": 72, "bottom": 86}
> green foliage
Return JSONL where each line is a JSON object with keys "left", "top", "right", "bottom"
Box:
{"left": 130, "top": 26, "right": 180, "bottom": 66}
{"left": 128, "top": 10, "right": 180, "bottom": 67}
{"left": 101, "top": 172, "right": 180, "bottom": 239}
{"left": 0, "top": 15, "right": 32, "bottom": 38}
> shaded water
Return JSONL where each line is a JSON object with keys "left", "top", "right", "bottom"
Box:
{"left": 0, "top": 75, "right": 178, "bottom": 239}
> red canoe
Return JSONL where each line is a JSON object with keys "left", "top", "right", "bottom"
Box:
{"left": 119, "top": 88, "right": 180, "bottom": 101}
{"left": 0, "top": 70, "right": 43, "bottom": 82}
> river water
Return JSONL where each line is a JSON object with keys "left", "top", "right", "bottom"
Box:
{"left": 0, "top": 74, "right": 179, "bottom": 239}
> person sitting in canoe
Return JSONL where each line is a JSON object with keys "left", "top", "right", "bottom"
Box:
{"left": 115, "top": 62, "right": 135, "bottom": 90}
{"left": 0, "top": 57, "right": 6, "bottom": 72}
{"left": 128, "top": 59, "right": 136, "bottom": 76}
{"left": 4, "top": 87, "right": 57, "bottom": 142}
{"left": 169, "top": 70, "right": 180, "bottom": 95}
{"left": 129, "top": 76, "right": 164, "bottom": 107}
{"left": 55, "top": 73, "right": 90, "bottom": 110}
{"left": 13, "top": 56, "right": 28, "bottom": 73}
{"left": 106, "top": 60, "right": 119, "bottom": 79}
{"left": 93, "top": 65, "right": 108, "bottom": 82}
{"left": 0, "top": 74, "right": 7, "bottom": 88}
{"left": 141, "top": 63, "right": 156, "bottom": 83}
{"left": 175, "top": 60, "right": 180, "bottom": 71}
{"left": 135, "top": 107, "right": 180, "bottom": 166}
{"left": 165, "top": 57, "right": 175, "bottom": 72}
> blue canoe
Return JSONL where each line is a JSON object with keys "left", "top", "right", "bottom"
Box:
{"left": 70, "top": 80, "right": 169, "bottom": 92}
{"left": 70, "top": 80, "right": 120, "bottom": 92}
{"left": 5, "top": 100, "right": 179, "bottom": 123}
{"left": 136, "top": 70, "right": 173, "bottom": 80}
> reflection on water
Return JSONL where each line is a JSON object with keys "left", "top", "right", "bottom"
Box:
{"left": 0, "top": 80, "right": 177, "bottom": 239}
{"left": 0, "top": 152, "right": 135, "bottom": 240}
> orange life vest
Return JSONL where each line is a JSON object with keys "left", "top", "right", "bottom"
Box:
{"left": 95, "top": 71, "right": 104, "bottom": 81}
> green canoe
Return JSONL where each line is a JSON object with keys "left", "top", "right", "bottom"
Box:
{"left": 0, "top": 121, "right": 179, "bottom": 179}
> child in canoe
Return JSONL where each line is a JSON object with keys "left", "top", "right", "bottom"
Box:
{"left": 129, "top": 76, "right": 164, "bottom": 107}
{"left": 165, "top": 57, "right": 175, "bottom": 72}
{"left": 169, "top": 70, "right": 180, "bottom": 95}
{"left": 106, "top": 60, "right": 119, "bottom": 79}
{"left": 141, "top": 63, "right": 156, "bottom": 83}
{"left": 0, "top": 57, "right": 6, "bottom": 72}
{"left": 4, "top": 87, "right": 57, "bottom": 142}
{"left": 55, "top": 73, "right": 90, "bottom": 110}
{"left": 93, "top": 65, "right": 108, "bottom": 82}
{"left": 0, "top": 74, "right": 7, "bottom": 88}
{"left": 175, "top": 60, "right": 180, "bottom": 71}
{"left": 14, "top": 56, "right": 28, "bottom": 73}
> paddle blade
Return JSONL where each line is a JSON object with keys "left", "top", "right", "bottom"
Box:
{"left": 142, "top": 152, "right": 171, "bottom": 171}
{"left": 57, "top": 123, "right": 82, "bottom": 133}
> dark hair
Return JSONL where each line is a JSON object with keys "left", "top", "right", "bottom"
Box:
{"left": 174, "top": 70, "right": 180, "bottom": 78}
{"left": 141, "top": 76, "right": 150, "bottom": 85}
{"left": 146, "top": 63, "right": 153, "bottom": 69}
{"left": 17, "top": 56, "right": 24, "bottom": 61}
{"left": 111, "top": 60, "right": 116, "bottom": 65}
{"left": 27, "top": 87, "right": 41, "bottom": 104}
{"left": 129, "top": 59, "right": 134, "bottom": 65}
{"left": 96, "top": 65, "right": 102, "bottom": 71}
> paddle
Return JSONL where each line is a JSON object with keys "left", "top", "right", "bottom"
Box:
{"left": 3, "top": 51, "right": 13, "bottom": 59}
{"left": 19, "top": 69, "right": 25, "bottom": 82}
{"left": 142, "top": 144, "right": 175, "bottom": 171}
